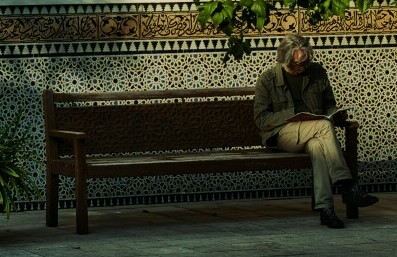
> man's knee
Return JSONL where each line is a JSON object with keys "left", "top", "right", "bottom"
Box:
{"left": 314, "top": 119, "right": 336, "bottom": 138}
{"left": 305, "top": 138, "right": 323, "bottom": 153}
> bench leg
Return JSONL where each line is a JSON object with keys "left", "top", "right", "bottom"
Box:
{"left": 344, "top": 121, "right": 359, "bottom": 219}
{"left": 346, "top": 203, "right": 359, "bottom": 219}
{"left": 46, "top": 172, "right": 59, "bottom": 227}
{"left": 311, "top": 192, "right": 315, "bottom": 211}
{"left": 73, "top": 139, "right": 88, "bottom": 234}
{"left": 75, "top": 174, "right": 88, "bottom": 234}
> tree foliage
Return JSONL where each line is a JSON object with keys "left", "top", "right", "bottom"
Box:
{"left": 194, "top": 0, "right": 375, "bottom": 63}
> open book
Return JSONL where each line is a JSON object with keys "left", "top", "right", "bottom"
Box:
{"left": 287, "top": 108, "right": 349, "bottom": 122}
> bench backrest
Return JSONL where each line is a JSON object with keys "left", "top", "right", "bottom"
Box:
{"left": 43, "top": 88, "right": 262, "bottom": 155}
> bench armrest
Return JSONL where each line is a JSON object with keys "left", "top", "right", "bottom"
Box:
{"left": 47, "top": 130, "right": 88, "bottom": 164}
{"left": 334, "top": 120, "right": 359, "bottom": 129}
{"left": 49, "top": 130, "right": 88, "bottom": 140}
{"left": 336, "top": 121, "right": 359, "bottom": 182}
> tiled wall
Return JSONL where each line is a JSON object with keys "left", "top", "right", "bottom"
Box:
{"left": 1, "top": 1, "right": 396, "bottom": 208}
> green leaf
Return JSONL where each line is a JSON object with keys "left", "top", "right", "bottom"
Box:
{"left": 221, "top": 9, "right": 232, "bottom": 20}
{"left": 0, "top": 186, "right": 10, "bottom": 218}
{"left": 222, "top": 3, "right": 235, "bottom": 18}
{"left": 212, "top": 12, "right": 224, "bottom": 27}
{"left": 2, "top": 166, "right": 20, "bottom": 177}
{"left": 331, "top": 0, "right": 350, "bottom": 17}
{"left": 240, "top": 0, "right": 253, "bottom": 7}
{"left": 296, "top": 0, "right": 309, "bottom": 8}
{"left": 205, "top": 1, "right": 219, "bottom": 15}
{"left": 197, "top": 1, "right": 220, "bottom": 28}
{"left": 243, "top": 41, "right": 252, "bottom": 55}
{"left": 251, "top": 0, "right": 266, "bottom": 16}
{"left": 197, "top": 12, "right": 211, "bottom": 29}
{"left": 283, "top": 0, "right": 297, "bottom": 6}
{"left": 219, "top": 22, "right": 234, "bottom": 36}
{"left": 256, "top": 16, "right": 266, "bottom": 30}
{"left": 323, "top": 0, "right": 332, "bottom": 9}
{"left": 355, "top": 0, "right": 374, "bottom": 13}
{"left": 223, "top": 53, "right": 231, "bottom": 64}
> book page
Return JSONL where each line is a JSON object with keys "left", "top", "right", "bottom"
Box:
{"left": 286, "top": 112, "right": 327, "bottom": 122}
{"left": 287, "top": 108, "right": 349, "bottom": 123}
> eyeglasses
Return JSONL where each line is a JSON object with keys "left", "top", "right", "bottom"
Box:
{"left": 290, "top": 58, "right": 311, "bottom": 68}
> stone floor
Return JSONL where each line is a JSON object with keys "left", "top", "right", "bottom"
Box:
{"left": 1, "top": 192, "right": 396, "bottom": 257}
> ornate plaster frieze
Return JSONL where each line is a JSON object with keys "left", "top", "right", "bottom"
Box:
{"left": 1, "top": 8, "right": 397, "bottom": 43}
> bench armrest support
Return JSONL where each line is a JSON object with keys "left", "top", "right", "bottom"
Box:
{"left": 335, "top": 121, "right": 359, "bottom": 182}
{"left": 47, "top": 129, "right": 88, "bottom": 234}
{"left": 342, "top": 121, "right": 359, "bottom": 182}
{"left": 49, "top": 130, "right": 88, "bottom": 140}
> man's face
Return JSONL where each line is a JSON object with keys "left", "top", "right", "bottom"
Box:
{"left": 287, "top": 49, "right": 310, "bottom": 75}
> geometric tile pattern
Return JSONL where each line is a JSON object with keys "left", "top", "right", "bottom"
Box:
{"left": 1, "top": 45, "right": 396, "bottom": 203}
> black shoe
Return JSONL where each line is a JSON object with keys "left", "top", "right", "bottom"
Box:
{"left": 320, "top": 208, "right": 344, "bottom": 229}
{"left": 342, "top": 186, "right": 379, "bottom": 207}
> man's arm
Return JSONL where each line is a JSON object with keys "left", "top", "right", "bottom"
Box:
{"left": 254, "top": 73, "right": 294, "bottom": 132}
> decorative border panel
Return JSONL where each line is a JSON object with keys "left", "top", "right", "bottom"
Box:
{"left": 2, "top": 6, "right": 397, "bottom": 42}
{"left": 1, "top": 34, "right": 397, "bottom": 58}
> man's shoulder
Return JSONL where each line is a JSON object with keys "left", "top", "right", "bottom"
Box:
{"left": 308, "top": 62, "right": 327, "bottom": 77}
{"left": 259, "top": 65, "right": 278, "bottom": 80}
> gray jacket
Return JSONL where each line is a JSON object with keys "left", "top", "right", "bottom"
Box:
{"left": 254, "top": 62, "right": 338, "bottom": 146}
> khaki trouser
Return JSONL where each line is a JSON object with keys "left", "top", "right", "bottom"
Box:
{"left": 277, "top": 120, "right": 352, "bottom": 209}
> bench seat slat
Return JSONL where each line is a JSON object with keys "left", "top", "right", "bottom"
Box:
{"left": 51, "top": 150, "right": 311, "bottom": 178}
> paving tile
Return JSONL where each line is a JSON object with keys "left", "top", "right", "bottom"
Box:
{"left": 0, "top": 192, "right": 396, "bottom": 257}
{"left": 0, "top": 249, "right": 42, "bottom": 257}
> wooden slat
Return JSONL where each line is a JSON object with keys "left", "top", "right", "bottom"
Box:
{"left": 53, "top": 99, "right": 262, "bottom": 155}
{"left": 51, "top": 150, "right": 312, "bottom": 178}
{"left": 52, "top": 87, "right": 256, "bottom": 102}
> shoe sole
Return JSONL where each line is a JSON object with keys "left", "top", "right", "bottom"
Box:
{"left": 321, "top": 222, "right": 345, "bottom": 229}
{"left": 344, "top": 198, "right": 379, "bottom": 208}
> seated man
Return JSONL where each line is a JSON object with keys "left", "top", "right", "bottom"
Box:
{"left": 254, "top": 34, "right": 378, "bottom": 228}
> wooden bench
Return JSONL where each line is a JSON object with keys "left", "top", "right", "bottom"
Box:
{"left": 43, "top": 87, "right": 359, "bottom": 234}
